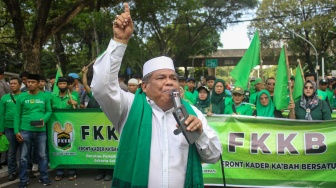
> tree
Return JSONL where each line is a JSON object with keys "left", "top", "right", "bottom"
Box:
{"left": 2, "top": 0, "right": 96, "bottom": 73}
{"left": 249, "top": 0, "right": 336, "bottom": 74}
{"left": 123, "top": 0, "right": 258, "bottom": 77}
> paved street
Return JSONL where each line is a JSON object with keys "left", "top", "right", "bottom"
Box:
{"left": 0, "top": 166, "right": 112, "bottom": 188}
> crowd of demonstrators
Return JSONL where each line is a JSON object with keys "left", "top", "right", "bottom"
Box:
{"left": 0, "top": 3, "right": 336, "bottom": 188}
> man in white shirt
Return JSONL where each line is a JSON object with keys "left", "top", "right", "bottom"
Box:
{"left": 91, "top": 3, "right": 222, "bottom": 188}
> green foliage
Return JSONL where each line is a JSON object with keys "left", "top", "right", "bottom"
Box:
{"left": 0, "top": 0, "right": 258, "bottom": 77}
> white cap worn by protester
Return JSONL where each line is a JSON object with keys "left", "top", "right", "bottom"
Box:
{"left": 128, "top": 78, "right": 139, "bottom": 85}
{"left": 143, "top": 56, "right": 175, "bottom": 76}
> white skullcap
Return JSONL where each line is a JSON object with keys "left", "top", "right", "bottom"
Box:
{"left": 143, "top": 56, "right": 175, "bottom": 76}
{"left": 128, "top": 78, "right": 138, "bottom": 85}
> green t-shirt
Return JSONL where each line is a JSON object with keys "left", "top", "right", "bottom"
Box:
{"left": 184, "top": 90, "right": 198, "bottom": 105}
{"left": 224, "top": 102, "right": 253, "bottom": 116}
{"left": 317, "top": 90, "right": 327, "bottom": 100}
{"left": 14, "top": 91, "right": 52, "bottom": 134}
{"left": 249, "top": 92, "right": 258, "bottom": 105}
{"left": 0, "top": 93, "right": 21, "bottom": 131}
{"left": 71, "top": 90, "right": 80, "bottom": 106}
{"left": 51, "top": 92, "right": 78, "bottom": 109}
{"left": 325, "top": 90, "right": 334, "bottom": 109}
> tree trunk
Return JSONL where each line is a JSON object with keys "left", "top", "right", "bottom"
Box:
{"left": 22, "top": 42, "right": 42, "bottom": 74}
{"left": 54, "top": 33, "right": 67, "bottom": 73}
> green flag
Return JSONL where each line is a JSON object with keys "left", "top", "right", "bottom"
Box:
{"left": 230, "top": 31, "right": 260, "bottom": 90}
{"left": 293, "top": 66, "right": 304, "bottom": 102}
{"left": 274, "top": 47, "right": 288, "bottom": 110}
{"left": 52, "top": 64, "right": 63, "bottom": 95}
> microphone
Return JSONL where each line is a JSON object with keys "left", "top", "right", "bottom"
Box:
{"left": 170, "top": 89, "right": 182, "bottom": 108}
{"left": 170, "top": 88, "right": 200, "bottom": 144}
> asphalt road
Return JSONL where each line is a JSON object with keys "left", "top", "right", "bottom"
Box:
{"left": 0, "top": 168, "right": 112, "bottom": 188}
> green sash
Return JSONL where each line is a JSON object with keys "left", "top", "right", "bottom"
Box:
{"left": 112, "top": 89, "right": 204, "bottom": 188}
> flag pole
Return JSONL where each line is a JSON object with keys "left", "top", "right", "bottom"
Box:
{"left": 56, "top": 64, "right": 76, "bottom": 109}
{"left": 284, "top": 45, "right": 293, "bottom": 103}
{"left": 297, "top": 59, "right": 305, "bottom": 83}
{"left": 258, "top": 31, "right": 264, "bottom": 83}
{"left": 86, "top": 59, "right": 96, "bottom": 67}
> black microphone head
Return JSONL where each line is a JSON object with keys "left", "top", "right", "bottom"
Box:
{"left": 170, "top": 89, "right": 180, "bottom": 98}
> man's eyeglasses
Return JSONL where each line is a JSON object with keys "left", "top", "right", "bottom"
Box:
{"left": 267, "top": 82, "right": 275, "bottom": 86}
{"left": 304, "top": 86, "right": 314, "bottom": 90}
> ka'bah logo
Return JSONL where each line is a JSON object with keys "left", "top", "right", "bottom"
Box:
{"left": 53, "top": 122, "right": 73, "bottom": 150}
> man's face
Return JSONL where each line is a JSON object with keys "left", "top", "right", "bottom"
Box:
{"left": 141, "top": 69, "right": 178, "bottom": 111}
{"left": 10, "top": 79, "right": 21, "bottom": 92}
{"left": 38, "top": 80, "right": 46, "bottom": 90}
{"left": 128, "top": 84, "right": 138, "bottom": 94}
{"left": 27, "top": 79, "right": 39, "bottom": 91}
{"left": 232, "top": 93, "right": 244, "bottom": 104}
{"left": 49, "top": 78, "right": 55, "bottom": 85}
{"left": 319, "top": 83, "right": 328, "bottom": 91}
{"left": 207, "top": 80, "right": 215, "bottom": 89}
{"left": 178, "top": 79, "right": 186, "bottom": 87}
{"left": 186, "top": 81, "right": 195, "bottom": 91}
{"left": 58, "top": 82, "right": 68, "bottom": 90}
{"left": 22, "top": 76, "right": 28, "bottom": 86}
{"left": 68, "top": 82, "right": 74, "bottom": 89}
{"left": 266, "top": 79, "right": 275, "bottom": 92}
{"left": 255, "top": 82, "right": 264, "bottom": 91}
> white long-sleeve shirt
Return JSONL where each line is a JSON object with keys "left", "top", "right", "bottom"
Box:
{"left": 91, "top": 39, "right": 222, "bottom": 188}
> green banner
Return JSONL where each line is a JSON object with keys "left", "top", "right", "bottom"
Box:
{"left": 203, "top": 115, "right": 336, "bottom": 187}
{"left": 47, "top": 110, "right": 336, "bottom": 187}
{"left": 48, "top": 109, "right": 119, "bottom": 169}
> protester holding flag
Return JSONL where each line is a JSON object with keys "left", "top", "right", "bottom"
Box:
{"left": 253, "top": 90, "right": 283, "bottom": 118}
{"left": 225, "top": 87, "right": 253, "bottom": 115}
{"left": 51, "top": 77, "right": 78, "bottom": 181}
{"left": 194, "top": 86, "right": 211, "bottom": 114}
{"left": 208, "top": 79, "right": 231, "bottom": 115}
{"left": 288, "top": 80, "right": 331, "bottom": 120}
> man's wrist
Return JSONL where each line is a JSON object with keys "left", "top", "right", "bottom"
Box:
{"left": 113, "top": 38, "right": 129, "bottom": 45}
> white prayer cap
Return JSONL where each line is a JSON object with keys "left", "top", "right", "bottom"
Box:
{"left": 128, "top": 78, "right": 138, "bottom": 85}
{"left": 143, "top": 56, "right": 175, "bottom": 76}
